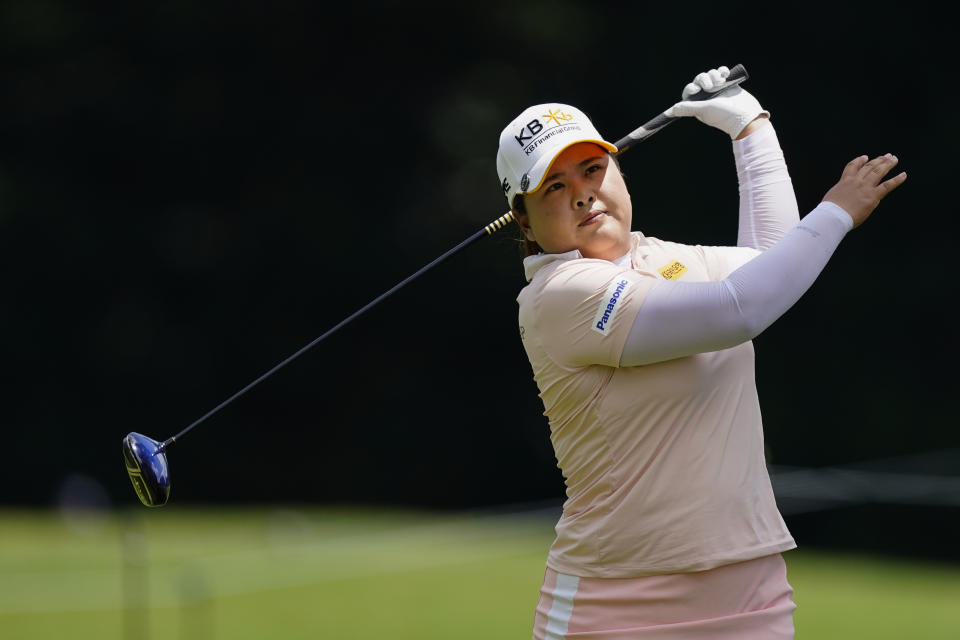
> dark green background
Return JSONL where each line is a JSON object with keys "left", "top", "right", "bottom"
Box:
{"left": 1, "top": 2, "right": 956, "bottom": 557}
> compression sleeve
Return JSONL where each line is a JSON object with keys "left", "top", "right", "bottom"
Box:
{"left": 734, "top": 123, "right": 800, "bottom": 250}
{"left": 619, "top": 202, "right": 854, "bottom": 367}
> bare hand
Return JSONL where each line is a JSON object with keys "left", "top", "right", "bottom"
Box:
{"left": 822, "top": 154, "right": 907, "bottom": 228}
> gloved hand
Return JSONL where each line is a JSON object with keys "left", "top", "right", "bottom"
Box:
{"left": 665, "top": 66, "right": 769, "bottom": 139}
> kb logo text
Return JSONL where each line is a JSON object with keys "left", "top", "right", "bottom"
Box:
{"left": 514, "top": 109, "right": 574, "bottom": 146}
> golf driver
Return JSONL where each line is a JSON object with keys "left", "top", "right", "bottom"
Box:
{"left": 122, "top": 64, "right": 750, "bottom": 507}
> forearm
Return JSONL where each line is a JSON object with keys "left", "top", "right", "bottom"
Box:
{"left": 620, "top": 202, "right": 853, "bottom": 367}
{"left": 733, "top": 121, "right": 800, "bottom": 251}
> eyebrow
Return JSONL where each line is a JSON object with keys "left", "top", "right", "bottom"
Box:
{"left": 543, "top": 156, "right": 605, "bottom": 184}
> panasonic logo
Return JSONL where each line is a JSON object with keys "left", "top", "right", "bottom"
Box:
{"left": 591, "top": 279, "right": 630, "bottom": 335}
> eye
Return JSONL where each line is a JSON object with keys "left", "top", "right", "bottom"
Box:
{"left": 544, "top": 181, "right": 564, "bottom": 193}
{"left": 585, "top": 163, "right": 603, "bottom": 176}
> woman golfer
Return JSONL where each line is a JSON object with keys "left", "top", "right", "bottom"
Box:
{"left": 497, "top": 66, "right": 906, "bottom": 639}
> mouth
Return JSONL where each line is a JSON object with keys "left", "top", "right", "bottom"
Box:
{"left": 579, "top": 210, "right": 607, "bottom": 227}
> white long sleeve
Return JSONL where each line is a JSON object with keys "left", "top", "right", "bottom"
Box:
{"left": 733, "top": 123, "right": 799, "bottom": 250}
{"left": 692, "top": 123, "right": 802, "bottom": 279}
{"left": 620, "top": 202, "right": 854, "bottom": 367}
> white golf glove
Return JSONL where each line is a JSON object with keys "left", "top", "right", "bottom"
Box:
{"left": 665, "top": 66, "right": 769, "bottom": 139}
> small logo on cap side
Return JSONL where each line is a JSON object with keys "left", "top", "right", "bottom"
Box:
{"left": 502, "top": 177, "right": 511, "bottom": 194}
{"left": 520, "top": 174, "right": 530, "bottom": 192}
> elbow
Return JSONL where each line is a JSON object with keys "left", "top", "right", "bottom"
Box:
{"left": 741, "top": 315, "right": 767, "bottom": 341}
{"left": 716, "top": 317, "right": 759, "bottom": 346}
{"left": 732, "top": 294, "right": 772, "bottom": 340}
{"left": 721, "top": 281, "right": 768, "bottom": 342}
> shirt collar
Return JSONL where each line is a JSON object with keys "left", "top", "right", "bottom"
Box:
{"left": 521, "top": 231, "right": 650, "bottom": 282}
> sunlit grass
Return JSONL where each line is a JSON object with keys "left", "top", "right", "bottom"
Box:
{"left": 1, "top": 507, "right": 957, "bottom": 639}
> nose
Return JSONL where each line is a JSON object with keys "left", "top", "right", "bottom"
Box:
{"left": 574, "top": 180, "right": 596, "bottom": 209}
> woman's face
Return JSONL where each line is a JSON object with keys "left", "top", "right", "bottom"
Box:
{"left": 516, "top": 142, "right": 632, "bottom": 261}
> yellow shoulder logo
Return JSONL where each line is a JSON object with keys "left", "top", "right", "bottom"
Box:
{"left": 658, "top": 260, "right": 688, "bottom": 280}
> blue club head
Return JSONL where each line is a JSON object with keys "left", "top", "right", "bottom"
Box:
{"left": 122, "top": 433, "right": 170, "bottom": 507}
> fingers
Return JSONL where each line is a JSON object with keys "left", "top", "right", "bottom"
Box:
{"left": 681, "top": 81, "right": 702, "bottom": 100}
{"left": 842, "top": 155, "right": 869, "bottom": 178}
{"left": 823, "top": 152, "right": 907, "bottom": 228}
{"left": 858, "top": 153, "right": 899, "bottom": 182}
{"left": 842, "top": 153, "right": 901, "bottom": 184}
{"left": 693, "top": 71, "right": 713, "bottom": 91}
{"left": 843, "top": 152, "right": 908, "bottom": 201}
{"left": 680, "top": 65, "right": 731, "bottom": 100}
{"left": 876, "top": 169, "right": 908, "bottom": 198}
{"left": 696, "top": 67, "right": 729, "bottom": 91}
{"left": 854, "top": 154, "right": 907, "bottom": 203}
{"left": 708, "top": 67, "right": 726, "bottom": 86}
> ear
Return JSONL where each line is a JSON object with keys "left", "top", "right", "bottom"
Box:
{"left": 513, "top": 211, "right": 536, "bottom": 242}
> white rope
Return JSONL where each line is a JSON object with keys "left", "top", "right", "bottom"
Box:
{"left": 769, "top": 449, "right": 960, "bottom": 515}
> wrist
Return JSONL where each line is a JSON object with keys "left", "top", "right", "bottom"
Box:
{"left": 818, "top": 200, "right": 856, "bottom": 231}
{"left": 734, "top": 114, "right": 771, "bottom": 140}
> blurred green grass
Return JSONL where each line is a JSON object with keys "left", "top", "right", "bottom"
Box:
{"left": 1, "top": 506, "right": 958, "bottom": 639}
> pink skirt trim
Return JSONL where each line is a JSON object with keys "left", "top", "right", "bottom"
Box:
{"left": 532, "top": 554, "right": 795, "bottom": 639}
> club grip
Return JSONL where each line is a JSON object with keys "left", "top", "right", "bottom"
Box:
{"left": 614, "top": 64, "right": 749, "bottom": 154}
{"left": 686, "top": 64, "right": 748, "bottom": 102}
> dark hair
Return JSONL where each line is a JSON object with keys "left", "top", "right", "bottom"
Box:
{"left": 511, "top": 193, "right": 543, "bottom": 257}
{"left": 511, "top": 151, "right": 622, "bottom": 259}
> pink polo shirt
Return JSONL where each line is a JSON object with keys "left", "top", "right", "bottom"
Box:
{"left": 517, "top": 232, "right": 796, "bottom": 578}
